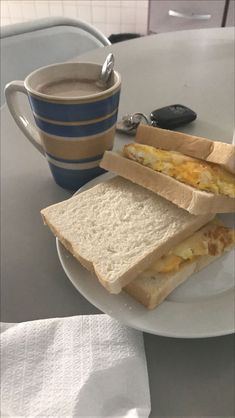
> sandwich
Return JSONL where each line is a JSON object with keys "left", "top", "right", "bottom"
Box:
{"left": 41, "top": 177, "right": 235, "bottom": 309}
{"left": 100, "top": 125, "right": 235, "bottom": 215}
{"left": 125, "top": 218, "right": 235, "bottom": 308}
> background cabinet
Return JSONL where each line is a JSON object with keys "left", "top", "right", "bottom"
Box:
{"left": 226, "top": 0, "right": 235, "bottom": 26}
{"left": 148, "top": 0, "right": 227, "bottom": 33}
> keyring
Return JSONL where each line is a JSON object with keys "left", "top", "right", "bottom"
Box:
{"left": 116, "top": 112, "right": 151, "bottom": 135}
{"left": 130, "top": 112, "right": 150, "bottom": 126}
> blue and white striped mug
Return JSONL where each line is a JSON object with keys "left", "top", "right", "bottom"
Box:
{"left": 5, "top": 62, "right": 121, "bottom": 190}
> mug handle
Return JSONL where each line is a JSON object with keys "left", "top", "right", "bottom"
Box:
{"left": 5, "top": 81, "right": 44, "bottom": 155}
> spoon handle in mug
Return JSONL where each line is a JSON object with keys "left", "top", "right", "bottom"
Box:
{"left": 5, "top": 81, "right": 44, "bottom": 155}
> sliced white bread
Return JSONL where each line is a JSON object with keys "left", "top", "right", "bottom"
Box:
{"left": 41, "top": 177, "right": 213, "bottom": 294}
{"left": 100, "top": 151, "right": 235, "bottom": 215}
{"left": 125, "top": 255, "right": 221, "bottom": 309}
{"left": 136, "top": 125, "right": 235, "bottom": 174}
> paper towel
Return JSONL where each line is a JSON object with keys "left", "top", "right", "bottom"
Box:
{"left": 1, "top": 314, "right": 151, "bottom": 417}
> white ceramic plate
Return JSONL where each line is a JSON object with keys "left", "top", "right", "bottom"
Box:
{"left": 56, "top": 173, "right": 235, "bottom": 338}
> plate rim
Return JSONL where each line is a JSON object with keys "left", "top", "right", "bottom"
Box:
{"left": 56, "top": 172, "right": 235, "bottom": 338}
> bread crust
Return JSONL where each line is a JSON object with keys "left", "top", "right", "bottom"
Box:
{"left": 135, "top": 125, "right": 235, "bottom": 174}
{"left": 125, "top": 255, "right": 221, "bottom": 309}
{"left": 100, "top": 151, "right": 235, "bottom": 215}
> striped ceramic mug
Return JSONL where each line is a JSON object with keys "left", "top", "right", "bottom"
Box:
{"left": 5, "top": 62, "right": 121, "bottom": 190}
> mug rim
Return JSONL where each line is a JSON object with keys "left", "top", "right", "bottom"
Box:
{"left": 24, "top": 61, "right": 121, "bottom": 102}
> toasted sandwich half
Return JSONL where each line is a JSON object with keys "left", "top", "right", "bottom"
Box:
{"left": 125, "top": 218, "right": 235, "bottom": 309}
{"left": 100, "top": 125, "right": 235, "bottom": 215}
{"left": 41, "top": 177, "right": 234, "bottom": 309}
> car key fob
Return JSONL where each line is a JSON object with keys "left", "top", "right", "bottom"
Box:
{"left": 150, "top": 104, "right": 197, "bottom": 129}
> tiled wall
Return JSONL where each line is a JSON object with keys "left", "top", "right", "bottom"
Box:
{"left": 0, "top": 0, "right": 149, "bottom": 37}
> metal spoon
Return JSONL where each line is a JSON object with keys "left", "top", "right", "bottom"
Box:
{"left": 97, "top": 53, "right": 114, "bottom": 88}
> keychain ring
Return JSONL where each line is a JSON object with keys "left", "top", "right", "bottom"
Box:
{"left": 131, "top": 112, "right": 150, "bottom": 125}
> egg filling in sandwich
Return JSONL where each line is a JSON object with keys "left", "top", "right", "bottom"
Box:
{"left": 41, "top": 177, "right": 235, "bottom": 310}
{"left": 142, "top": 219, "right": 235, "bottom": 275}
{"left": 123, "top": 143, "right": 235, "bottom": 198}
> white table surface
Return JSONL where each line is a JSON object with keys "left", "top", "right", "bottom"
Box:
{"left": 1, "top": 28, "right": 235, "bottom": 417}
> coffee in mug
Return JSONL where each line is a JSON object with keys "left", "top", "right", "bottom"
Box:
{"left": 37, "top": 78, "right": 107, "bottom": 97}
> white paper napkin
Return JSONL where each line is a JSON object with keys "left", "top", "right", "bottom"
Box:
{"left": 1, "top": 315, "right": 151, "bottom": 418}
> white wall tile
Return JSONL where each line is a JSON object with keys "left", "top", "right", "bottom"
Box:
{"left": 8, "top": 1, "right": 22, "bottom": 19}
{"left": 106, "top": 22, "right": 121, "bottom": 35}
{"left": 92, "top": 6, "right": 106, "bottom": 23}
{"left": 136, "top": 6, "right": 148, "bottom": 25}
{"left": 136, "top": 0, "right": 148, "bottom": 8}
{"left": 106, "top": 0, "right": 121, "bottom": 7}
{"left": 1, "top": 1, "right": 10, "bottom": 19}
{"left": 78, "top": 0, "right": 91, "bottom": 5}
{"left": 1, "top": 18, "right": 10, "bottom": 26}
{"left": 48, "top": 1, "right": 63, "bottom": 17}
{"left": 77, "top": 5, "right": 92, "bottom": 22}
{"left": 91, "top": 0, "right": 106, "bottom": 6}
{"left": 109, "top": 0, "right": 121, "bottom": 7}
{"left": 11, "top": 17, "right": 25, "bottom": 24}
{"left": 35, "top": 1, "right": 50, "bottom": 19}
{"left": 93, "top": 22, "right": 107, "bottom": 36}
{"left": 0, "top": 0, "right": 149, "bottom": 35}
{"left": 121, "top": 1, "right": 136, "bottom": 7}
{"left": 107, "top": 7, "right": 121, "bottom": 24}
{"left": 121, "top": 7, "right": 136, "bottom": 24}
{"left": 21, "top": 2, "right": 36, "bottom": 20}
{"left": 121, "top": 23, "right": 136, "bottom": 33}
{"left": 63, "top": 2, "right": 77, "bottom": 19}
{"left": 135, "top": 22, "right": 147, "bottom": 35}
